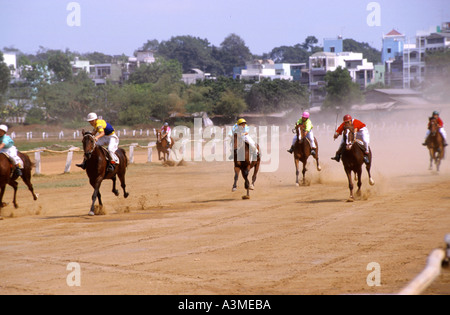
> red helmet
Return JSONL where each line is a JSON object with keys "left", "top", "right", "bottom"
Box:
{"left": 343, "top": 115, "right": 352, "bottom": 122}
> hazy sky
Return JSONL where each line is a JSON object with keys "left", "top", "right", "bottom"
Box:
{"left": 1, "top": 0, "right": 449, "bottom": 56}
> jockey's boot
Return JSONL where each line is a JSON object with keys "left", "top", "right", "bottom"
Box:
{"left": 331, "top": 152, "right": 341, "bottom": 162}
{"left": 311, "top": 148, "right": 316, "bottom": 156}
{"left": 363, "top": 153, "right": 370, "bottom": 165}
{"left": 76, "top": 160, "right": 87, "bottom": 170}
{"left": 444, "top": 140, "right": 448, "bottom": 147}
{"left": 107, "top": 161, "right": 116, "bottom": 172}
{"left": 14, "top": 167, "right": 23, "bottom": 177}
{"left": 287, "top": 145, "right": 294, "bottom": 154}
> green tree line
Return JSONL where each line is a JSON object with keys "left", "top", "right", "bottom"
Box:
{"left": 0, "top": 34, "right": 384, "bottom": 126}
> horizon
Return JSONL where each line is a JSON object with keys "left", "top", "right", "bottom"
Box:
{"left": 1, "top": 0, "right": 449, "bottom": 57}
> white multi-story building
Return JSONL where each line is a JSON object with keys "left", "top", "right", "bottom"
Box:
{"left": 309, "top": 51, "right": 374, "bottom": 104}
{"left": 237, "top": 59, "right": 292, "bottom": 81}
{"left": 2, "top": 53, "right": 20, "bottom": 80}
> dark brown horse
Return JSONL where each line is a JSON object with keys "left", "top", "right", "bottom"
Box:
{"left": 426, "top": 118, "right": 445, "bottom": 172}
{"left": 81, "top": 131, "right": 129, "bottom": 216}
{"left": 232, "top": 133, "right": 260, "bottom": 199}
{"left": 341, "top": 125, "right": 375, "bottom": 202}
{"left": 0, "top": 152, "right": 38, "bottom": 218}
{"left": 292, "top": 125, "right": 321, "bottom": 186}
{"left": 156, "top": 130, "right": 174, "bottom": 162}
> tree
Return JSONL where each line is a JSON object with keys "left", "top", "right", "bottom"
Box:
{"left": 217, "top": 34, "right": 252, "bottom": 76}
{"left": 48, "top": 51, "right": 73, "bottom": 81}
{"left": 128, "top": 58, "right": 182, "bottom": 85}
{"left": 0, "top": 52, "right": 10, "bottom": 102}
{"left": 246, "top": 79, "right": 309, "bottom": 113}
{"left": 323, "top": 66, "right": 363, "bottom": 110}
{"left": 343, "top": 39, "right": 381, "bottom": 64}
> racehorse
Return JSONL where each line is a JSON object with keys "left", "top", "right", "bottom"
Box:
{"left": 426, "top": 118, "right": 445, "bottom": 172}
{"left": 232, "top": 133, "right": 260, "bottom": 199}
{"left": 156, "top": 130, "right": 174, "bottom": 162}
{"left": 292, "top": 125, "right": 321, "bottom": 186}
{"left": 341, "top": 124, "right": 375, "bottom": 202}
{"left": 0, "top": 152, "right": 38, "bottom": 218}
{"left": 81, "top": 130, "right": 129, "bottom": 216}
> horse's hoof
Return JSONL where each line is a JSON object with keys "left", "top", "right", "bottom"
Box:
{"left": 242, "top": 195, "right": 250, "bottom": 200}
{"left": 14, "top": 204, "right": 18, "bottom": 209}
{"left": 232, "top": 187, "right": 237, "bottom": 192}
{"left": 124, "top": 192, "right": 129, "bottom": 198}
{"left": 249, "top": 185, "right": 255, "bottom": 190}
{"left": 346, "top": 198, "right": 354, "bottom": 203}
{"left": 88, "top": 211, "right": 95, "bottom": 216}
{"left": 113, "top": 190, "right": 119, "bottom": 196}
{"left": 317, "top": 166, "right": 322, "bottom": 171}
{"left": 369, "top": 178, "right": 375, "bottom": 186}
{"left": 295, "top": 183, "right": 299, "bottom": 187}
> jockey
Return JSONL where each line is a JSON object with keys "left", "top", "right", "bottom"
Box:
{"left": 287, "top": 111, "right": 316, "bottom": 156}
{"left": 229, "top": 118, "right": 260, "bottom": 159}
{"left": 160, "top": 122, "right": 172, "bottom": 148}
{"left": 0, "top": 125, "right": 23, "bottom": 177}
{"left": 331, "top": 114, "right": 370, "bottom": 164}
{"left": 423, "top": 111, "right": 448, "bottom": 147}
{"left": 76, "top": 113, "right": 120, "bottom": 172}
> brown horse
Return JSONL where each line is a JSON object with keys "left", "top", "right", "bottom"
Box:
{"left": 156, "top": 130, "right": 174, "bottom": 161}
{"left": 341, "top": 125, "right": 375, "bottom": 202}
{"left": 81, "top": 131, "right": 129, "bottom": 216}
{"left": 232, "top": 133, "right": 260, "bottom": 199}
{"left": 292, "top": 125, "right": 321, "bottom": 186}
{"left": 0, "top": 152, "right": 38, "bottom": 218}
{"left": 426, "top": 118, "right": 445, "bottom": 172}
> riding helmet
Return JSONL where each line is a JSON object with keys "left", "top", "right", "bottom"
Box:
{"left": 86, "top": 113, "right": 98, "bottom": 121}
{"left": 343, "top": 114, "right": 352, "bottom": 122}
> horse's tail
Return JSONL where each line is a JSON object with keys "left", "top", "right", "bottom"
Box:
{"left": 119, "top": 148, "right": 128, "bottom": 168}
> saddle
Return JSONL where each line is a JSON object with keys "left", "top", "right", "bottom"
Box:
{"left": 353, "top": 139, "right": 367, "bottom": 153}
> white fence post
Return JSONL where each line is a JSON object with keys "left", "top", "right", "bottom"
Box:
{"left": 34, "top": 151, "right": 41, "bottom": 175}
{"left": 64, "top": 149, "right": 74, "bottom": 173}
{"left": 147, "top": 147, "right": 153, "bottom": 163}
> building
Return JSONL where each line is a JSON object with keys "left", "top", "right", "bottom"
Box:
{"left": 237, "top": 59, "right": 292, "bottom": 81}
{"left": 324, "top": 36, "right": 343, "bottom": 53}
{"left": 181, "top": 68, "right": 215, "bottom": 85}
{"left": 2, "top": 52, "right": 20, "bottom": 80}
{"left": 71, "top": 57, "right": 90, "bottom": 75}
{"left": 381, "top": 29, "right": 405, "bottom": 64}
{"left": 89, "top": 63, "right": 122, "bottom": 85}
{"left": 309, "top": 51, "right": 374, "bottom": 105}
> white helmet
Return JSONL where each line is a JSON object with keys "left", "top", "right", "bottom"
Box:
{"left": 86, "top": 113, "right": 98, "bottom": 121}
{"left": 0, "top": 125, "right": 8, "bottom": 133}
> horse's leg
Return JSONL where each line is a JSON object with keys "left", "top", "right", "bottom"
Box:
{"left": 89, "top": 177, "right": 103, "bottom": 216}
{"left": 111, "top": 175, "right": 119, "bottom": 196}
{"left": 118, "top": 168, "right": 129, "bottom": 198}
{"left": 356, "top": 169, "right": 362, "bottom": 197}
{"left": 314, "top": 140, "right": 322, "bottom": 171}
{"left": 250, "top": 163, "right": 260, "bottom": 190}
{"left": 21, "top": 170, "right": 38, "bottom": 200}
{"left": 295, "top": 158, "right": 300, "bottom": 186}
{"left": 7, "top": 179, "right": 18, "bottom": 209}
{"left": 243, "top": 168, "right": 251, "bottom": 199}
{"left": 366, "top": 154, "right": 375, "bottom": 186}
{"left": 0, "top": 184, "right": 6, "bottom": 217}
{"left": 346, "top": 169, "right": 354, "bottom": 202}
{"left": 429, "top": 149, "right": 434, "bottom": 170}
{"left": 232, "top": 167, "right": 240, "bottom": 192}
{"left": 302, "top": 161, "right": 307, "bottom": 185}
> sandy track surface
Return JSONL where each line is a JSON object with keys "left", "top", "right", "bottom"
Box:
{"left": 0, "top": 120, "right": 449, "bottom": 295}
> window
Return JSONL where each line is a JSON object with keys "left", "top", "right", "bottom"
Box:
{"left": 330, "top": 47, "right": 335, "bottom": 52}
{"left": 387, "top": 48, "right": 392, "bottom": 53}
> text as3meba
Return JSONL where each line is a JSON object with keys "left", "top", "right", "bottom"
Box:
{"left": 178, "top": 299, "right": 271, "bottom": 312}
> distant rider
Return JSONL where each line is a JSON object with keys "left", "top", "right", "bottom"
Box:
{"left": 287, "top": 111, "right": 316, "bottom": 156}
{"left": 423, "top": 111, "right": 448, "bottom": 147}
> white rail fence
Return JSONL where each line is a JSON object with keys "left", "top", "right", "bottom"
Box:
{"left": 397, "top": 234, "right": 449, "bottom": 295}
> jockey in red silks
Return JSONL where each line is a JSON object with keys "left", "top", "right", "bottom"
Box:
{"left": 423, "top": 111, "right": 448, "bottom": 147}
{"left": 331, "top": 114, "right": 370, "bottom": 164}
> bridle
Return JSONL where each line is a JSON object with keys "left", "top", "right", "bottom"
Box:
{"left": 83, "top": 133, "right": 97, "bottom": 158}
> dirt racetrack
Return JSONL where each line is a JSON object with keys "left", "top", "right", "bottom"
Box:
{"left": 0, "top": 110, "right": 449, "bottom": 295}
